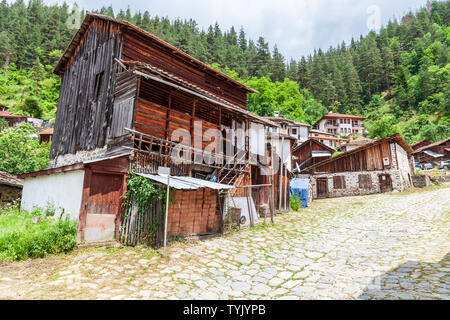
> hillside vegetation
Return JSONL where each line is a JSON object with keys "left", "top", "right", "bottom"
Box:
{"left": 0, "top": 0, "right": 448, "bottom": 143}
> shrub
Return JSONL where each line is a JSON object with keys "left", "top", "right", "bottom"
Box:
{"left": 290, "top": 195, "right": 302, "bottom": 212}
{"left": 0, "top": 204, "right": 78, "bottom": 262}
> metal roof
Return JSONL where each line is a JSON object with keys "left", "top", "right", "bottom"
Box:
{"left": 311, "top": 151, "right": 332, "bottom": 158}
{"left": 136, "top": 173, "right": 234, "bottom": 190}
{"left": 423, "top": 150, "right": 444, "bottom": 158}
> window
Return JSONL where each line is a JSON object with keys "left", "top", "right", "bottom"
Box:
{"left": 358, "top": 174, "right": 372, "bottom": 189}
{"left": 94, "top": 71, "right": 104, "bottom": 102}
{"left": 333, "top": 176, "right": 346, "bottom": 189}
{"left": 292, "top": 128, "right": 297, "bottom": 135}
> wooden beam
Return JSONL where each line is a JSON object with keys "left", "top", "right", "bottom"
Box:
{"left": 189, "top": 99, "right": 197, "bottom": 176}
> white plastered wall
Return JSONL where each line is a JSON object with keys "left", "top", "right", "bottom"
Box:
{"left": 21, "top": 170, "right": 85, "bottom": 221}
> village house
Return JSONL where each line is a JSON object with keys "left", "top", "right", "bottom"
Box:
{"left": 292, "top": 139, "right": 334, "bottom": 173}
{"left": 39, "top": 128, "right": 54, "bottom": 143}
{"left": 299, "top": 134, "right": 414, "bottom": 199}
{"left": 412, "top": 138, "right": 450, "bottom": 166}
{"left": 410, "top": 139, "right": 432, "bottom": 152}
{"left": 309, "top": 129, "right": 346, "bottom": 148}
{"left": 0, "top": 171, "right": 23, "bottom": 206}
{"left": 0, "top": 110, "right": 28, "bottom": 127}
{"left": 264, "top": 111, "right": 310, "bottom": 144}
{"left": 313, "top": 112, "right": 366, "bottom": 137}
{"left": 20, "top": 12, "right": 287, "bottom": 244}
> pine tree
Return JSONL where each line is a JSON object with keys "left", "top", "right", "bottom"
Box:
{"left": 270, "top": 45, "right": 286, "bottom": 82}
{"left": 296, "top": 56, "right": 311, "bottom": 90}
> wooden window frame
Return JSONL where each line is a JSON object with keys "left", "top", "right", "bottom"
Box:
{"left": 358, "top": 174, "right": 372, "bottom": 189}
{"left": 333, "top": 176, "right": 346, "bottom": 189}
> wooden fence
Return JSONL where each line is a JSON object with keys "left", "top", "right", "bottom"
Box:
{"left": 119, "top": 193, "right": 165, "bottom": 247}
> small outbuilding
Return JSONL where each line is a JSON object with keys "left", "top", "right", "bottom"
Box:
{"left": 0, "top": 171, "right": 24, "bottom": 205}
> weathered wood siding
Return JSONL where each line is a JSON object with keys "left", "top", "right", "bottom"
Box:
{"left": 51, "top": 19, "right": 123, "bottom": 159}
{"left": 311, "top": 141, "right": 393, "bottom": 174}
{"left": 121, "top": 30, "right": 248, "bottom": 109}
{"left": 108, "top": 71, "right": 138, "bottom": 139}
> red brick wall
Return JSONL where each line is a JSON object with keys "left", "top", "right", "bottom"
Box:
{"left": 167, "top": 188, "right": 220, "bottom": 236}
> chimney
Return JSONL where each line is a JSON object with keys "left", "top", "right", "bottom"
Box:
{"left": 274, "top": 111, "right": 280, "bottom": 117}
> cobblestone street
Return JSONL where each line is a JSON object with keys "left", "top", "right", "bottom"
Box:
{"left": 1, "top": 185, "right": 449, "bottom": 300}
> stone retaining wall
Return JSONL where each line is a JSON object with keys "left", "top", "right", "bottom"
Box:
{"left": 0, "top": 185, "right": 22, "bottom": 205}
{"left": 412, "top": 175, "right": 431, "bottom": 188}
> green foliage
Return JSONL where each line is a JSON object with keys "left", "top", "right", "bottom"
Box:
{"left": 290, "top": 195, "right": 301, "bottom": 212}
{"left": 0, "top": 119, "right": 8, "bottom": 130}
{"left": 0, "top": 63, "right": 60, "bottom": 120}
{"left": 366, "top": 115, "right": 399, "bottom": 139}
{"left": 332, "top": 151, "right": 344, "bottom": 158}
{"left": 0, "top": 124, "right": 50, "bottom": 175}
{"left": 124, "top": 170, "right": 164, "bottom": 214}
{"left": 0, "top": 203, "right": 78, "bottom": 262}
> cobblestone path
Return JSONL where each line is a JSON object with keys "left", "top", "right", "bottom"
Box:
{"left": 1, "top": 185, "right": 449, "bottom": 300}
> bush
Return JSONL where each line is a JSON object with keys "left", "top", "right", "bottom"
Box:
{"left": 0, "top": 204, "right": 78, "bottom": 262}
{"left": 290, "top": 196, "right": 302, "bottom": 212}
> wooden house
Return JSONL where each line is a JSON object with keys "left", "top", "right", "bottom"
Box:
{"left": 410, "top": 139, "right": 432, "bottom": 152}
{"left": 20, "top": 12, "right": 283, "bottom": 244}
{"left": 292, "top": 139, "right": 334, "bottom": 173}
{"left": 0, "top": 111, "right": 28, "bottom": 127}
{"left": 300, "top": 134, "right": 414, "bottom": 199}
{"left": 413, "top": 138, "right": 450, "bottom": 165}
{"left": 39, "top": 128, "right": 54, "bottom": 143}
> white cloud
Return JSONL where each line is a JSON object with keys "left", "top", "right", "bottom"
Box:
{"left": 45, "top": 0, "right": 430, "bottom": 59}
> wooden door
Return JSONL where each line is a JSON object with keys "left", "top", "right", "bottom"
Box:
{"left": 378, "top": 174, "right": 393, "bottom": 193}
{"left": 84, "top": 173, "right": 124, "bottom": 241}
{"left": 316, "top": 178, "right": 328, "bottom": 199}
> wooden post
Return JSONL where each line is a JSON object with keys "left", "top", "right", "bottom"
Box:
{"left": 284, "top": 159, "right": 288, "bottom": 211}
{"left": 218, "top": 106, "right": 222, "bottom": 166}
{"left": 164, "top": 93, "right": 172, "bottom": 166}
{"left": 189, "top": 100, "right": 196, "bottom": 176}
{"left": 279, "top": 135, "right": 284, "bottom": 211}
{"left": 270, "top": 140, "right": 275, "bottom": 223}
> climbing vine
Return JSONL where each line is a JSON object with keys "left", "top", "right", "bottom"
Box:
{"left": 123, "top": 170, "right": 163, "bottom": 214}
{"left": 121, "top": 170, "right": 174, "bottom": 246}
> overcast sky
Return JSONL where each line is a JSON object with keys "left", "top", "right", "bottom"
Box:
{"left": 42, "top": 0, "right": 431, "bottom": 60}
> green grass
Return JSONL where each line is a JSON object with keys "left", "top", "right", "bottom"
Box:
{"left": 0, "top": 204, "right": 78, "bottom": 262}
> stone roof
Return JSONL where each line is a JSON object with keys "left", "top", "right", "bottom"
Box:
{"left": 0, "top": 171, "right": 24, "bottom": 188}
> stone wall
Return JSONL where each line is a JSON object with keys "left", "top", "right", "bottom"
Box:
{"left": 412, "top": 175, "right": 431, "bottom": 188}
{"left": 0, "top": 184, "right": 22, "bottom": 205}
{"left": 394, "top": 142, "right": 413, "bottom": 191}
{"left": 49, "top": 147, "right": 108, "bottom": 168}
{"left": 309, "top": 169, "right": 403, "bottom": 199}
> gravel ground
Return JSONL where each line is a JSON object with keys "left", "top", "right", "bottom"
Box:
{"left": 0, "top": 184, "right": 449, "bottom": 300}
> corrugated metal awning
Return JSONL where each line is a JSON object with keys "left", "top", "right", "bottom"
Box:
{"left": 312, "top": 151, "right": 332, "bottom": 158}
{"left": 423, "top": 150, "right": 444, "bottom": 158}
{"left": 136, "top": 173, "right": 234, "bottom": 190}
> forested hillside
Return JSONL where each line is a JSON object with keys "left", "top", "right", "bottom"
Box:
{"left": 0, "top": 0, "right": 448, "bottom": 143}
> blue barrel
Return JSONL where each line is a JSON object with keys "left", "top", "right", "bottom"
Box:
{"left": 290, "top": 178, "right": 310, "bottom": 208}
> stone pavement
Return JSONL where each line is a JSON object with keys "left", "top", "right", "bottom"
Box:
{"left": 0, "top": 185, "right": 449, "bottom": 300}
